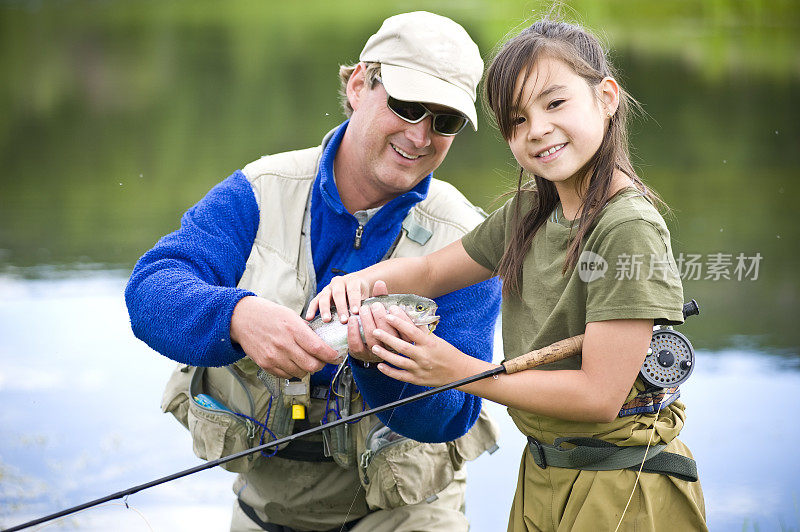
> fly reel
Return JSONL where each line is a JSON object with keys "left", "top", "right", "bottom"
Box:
{"left": 640, "top": 328, "right": 695, "bottom": 388}
{"left": 638, "top": 300, "right": 699, "bottom": 389}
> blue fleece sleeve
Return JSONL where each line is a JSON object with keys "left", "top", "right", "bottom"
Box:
{"left": 125, "top": 171, "right": 259, "bottom": 366}
{"left": 350, "top": 277, "right": 501, "bottom": 442}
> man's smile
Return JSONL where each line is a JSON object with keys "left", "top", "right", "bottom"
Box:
{"left": 391, "top": 143, "right": 422, "bottom": 160}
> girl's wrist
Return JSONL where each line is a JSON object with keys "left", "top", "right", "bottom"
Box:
{"left": 450, "top": 349, "right": 490, "bottom": 380}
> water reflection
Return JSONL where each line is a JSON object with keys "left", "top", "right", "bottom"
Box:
{"left": 1, "top": 274, "right": 798, "bottom": 531}
{"left": 1, "top": 3, "right": 798, "bottom": 352}
{"left": 0, "top": 273, "right": 235, "bottom": 530}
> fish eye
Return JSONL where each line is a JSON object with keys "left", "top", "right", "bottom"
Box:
{"left": 416, "top": 304, "right": 425, "bottom": 312}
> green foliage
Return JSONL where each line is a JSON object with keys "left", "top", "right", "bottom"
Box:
{"left": 0, "top": 0, "right": 798, "bottom": 349}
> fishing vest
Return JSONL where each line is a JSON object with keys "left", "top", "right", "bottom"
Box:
{"left": 162, "top": 135, "right": 500, "bottom": 489}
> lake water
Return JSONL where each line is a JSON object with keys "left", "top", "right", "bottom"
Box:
{"left": 1, "top": 273, "right": 798, "bottom": 531}
{"left": 1, "top": 1, "right": 798, "bottom": 530}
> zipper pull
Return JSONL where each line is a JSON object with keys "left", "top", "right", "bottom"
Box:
{"left": 353, "top": 224, "right": 364, "bottom": 249}
{"left": 360, "top": 449, "right": 374, "bottom": 471}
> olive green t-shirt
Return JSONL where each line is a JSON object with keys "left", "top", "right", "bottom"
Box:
{"left": 462, "top": 188, "right": 687, "bottom": 445}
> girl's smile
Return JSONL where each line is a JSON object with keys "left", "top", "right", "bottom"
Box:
{"left": 535, "top": 142, "right": 567, "bottom": 161}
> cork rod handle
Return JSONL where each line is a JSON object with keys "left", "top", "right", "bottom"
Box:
{"left": 502, "top": 334, "right": 585, "bottom": 374}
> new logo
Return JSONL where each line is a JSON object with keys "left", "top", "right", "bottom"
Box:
{"left": 578, "top": 251, "right": 608, "bottom": 283}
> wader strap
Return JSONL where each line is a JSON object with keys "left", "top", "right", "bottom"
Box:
{"left": 527, "top": 436, "right": 698, "bottom": 482}
{"left": 238, "top": 499, "right": 362, "bottom": 531}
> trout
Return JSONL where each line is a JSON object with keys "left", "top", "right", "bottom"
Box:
{"left": 256, "top": 294, "right": 439, "bottom": 400}
{"left": 309, "top": 293, "right": 439, "bottom": 364}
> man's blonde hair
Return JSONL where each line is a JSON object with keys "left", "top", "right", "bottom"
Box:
{"left": 338, "top": 62, "right": 382, "bottom": 117}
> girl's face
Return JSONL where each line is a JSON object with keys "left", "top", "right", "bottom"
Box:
{"left": 508, "top": 56, "right": 618, "bottom": 192}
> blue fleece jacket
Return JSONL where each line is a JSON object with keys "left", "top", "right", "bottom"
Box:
{"left": 126, "top": 122, "right": 501, "bottom": 443}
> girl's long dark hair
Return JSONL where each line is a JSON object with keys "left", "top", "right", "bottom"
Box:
{"left": 484, "top": 18, "right": 662, "bottom": 297}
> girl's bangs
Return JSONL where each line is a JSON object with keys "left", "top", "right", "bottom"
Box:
{"left": 493, "top": 41, "right": 583, "bottom": 140}
{"left": 493, "top": 41, "right": 542, "bottom": 140}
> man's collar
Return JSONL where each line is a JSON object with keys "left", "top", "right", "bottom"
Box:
{"left": 317, "top": 121, "right": 349, "bottom": 215}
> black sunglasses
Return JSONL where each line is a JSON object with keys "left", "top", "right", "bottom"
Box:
{"left": 385, "top": 96, "right": 469, "bottom": 136}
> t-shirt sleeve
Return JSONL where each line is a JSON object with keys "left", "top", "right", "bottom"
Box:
{"left": 461, "top": 196, "right": 514, "bottom": 272}
{"left": 585, "top": 219, "right": 684, "bottom": 325}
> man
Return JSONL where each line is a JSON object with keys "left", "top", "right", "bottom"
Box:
{"left": 126, "top": 11, "right": 501, "bottom": 532}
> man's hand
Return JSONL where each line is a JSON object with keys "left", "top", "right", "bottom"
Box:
{"left": 230, "top": 296, "right": 339, "bottom": 378}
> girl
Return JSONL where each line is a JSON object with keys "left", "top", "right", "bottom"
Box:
{"left": 307, "top": 18, "right": 706, "bottom": 531}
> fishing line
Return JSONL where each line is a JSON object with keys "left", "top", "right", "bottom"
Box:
{"left": 608, "top": 303, "right": 699, "bottom": 529}
{"left": 338, "top": 373, "right": 410, "bottom": 532}
{"left": 2, "top": 332, "right": 656, "bottom": 532}
{"left": 29, "top": 501, "right": 154, "bottom": 532}
{"left": 612, "top": 388, "right": 675, "bottom": 532}
{"left": 331, "top": 359, "right": 349, "bottom": 398}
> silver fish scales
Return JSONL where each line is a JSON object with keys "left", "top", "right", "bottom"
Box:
{"left": 309, "top": 293, "right": 439, "bottom": 364}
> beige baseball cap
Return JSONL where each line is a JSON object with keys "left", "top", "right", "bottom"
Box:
{"left": 359, "top": 11, "right": 483, "bottom": 130}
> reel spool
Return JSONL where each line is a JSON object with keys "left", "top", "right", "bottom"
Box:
{"left": 640, "top": 328, "right": 695, "bottom": 388}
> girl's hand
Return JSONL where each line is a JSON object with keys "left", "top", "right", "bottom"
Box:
{"left": 306, "top": 276, "right": 386, "bottom": 323}
{"left": 369, "top": 306, "right": 474, "bottom": 387}
{"left": 344, "top": 284, "right": 404, "bottom": 362}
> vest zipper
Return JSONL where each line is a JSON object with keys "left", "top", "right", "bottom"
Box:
{"left": 353, "top": 224, "right": 364, "bottom": 249}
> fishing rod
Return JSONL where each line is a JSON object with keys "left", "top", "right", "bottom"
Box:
{"left": 4, "top": 300, "right": 699, "bottom": 532}
{"left": 3, "top": 336, "right": 580, "bottom": 531}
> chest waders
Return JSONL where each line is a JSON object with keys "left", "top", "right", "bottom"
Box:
{"left": 526, "top": 300, "right": 701, "bottom": 482}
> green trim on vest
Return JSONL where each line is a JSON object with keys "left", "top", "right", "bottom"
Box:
{"left": 402, "top": 216, "right": 433, "bottom": 245}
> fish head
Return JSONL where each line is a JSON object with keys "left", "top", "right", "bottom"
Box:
{"left": 366, "top": 294, "right": 440, "bottom": 329}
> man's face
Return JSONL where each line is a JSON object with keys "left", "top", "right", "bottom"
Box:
{"left": 344, "top": 67, "right": 456, "bottom": 200}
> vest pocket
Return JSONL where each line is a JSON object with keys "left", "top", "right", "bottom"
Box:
{"left": 161, "top": 363, "right": 193, "bottom": 429}
{"left": 186, "top": 397, "right": 255, "bottom": 473}
{"left": 448, "top": 408, "right": 501, "bottom": 468}
{"left": 161, "top": 363, "right": 261, "bottom": 474}
{"left": 354, "top": 409, "right": 500, "bottom": 510}
{"left": 358, "top": 422, "right": 454, "bottom": 510}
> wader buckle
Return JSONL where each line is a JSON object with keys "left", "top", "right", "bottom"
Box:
{"left": 527, "top": 436, "right": 547, "bottom": 469}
